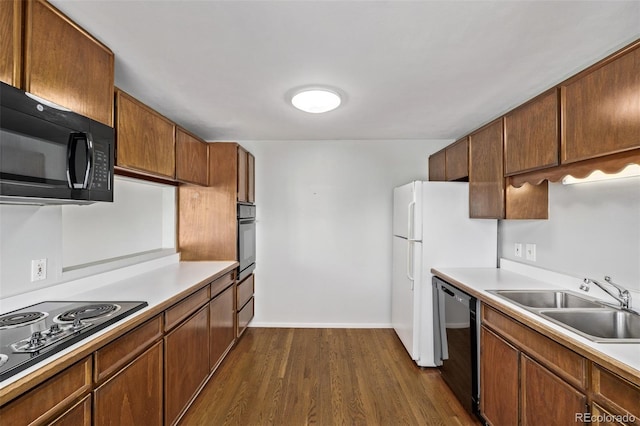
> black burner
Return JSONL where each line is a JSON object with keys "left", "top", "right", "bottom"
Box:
{"left": 56, "top": 303, "right": 119, "bottom": 322}
{"left": 0, "top": 312, "right": 47, "bottom": 329}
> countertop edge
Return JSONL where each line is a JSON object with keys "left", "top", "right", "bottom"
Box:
{"left": 0, "top": 261, "right": 238, "bottom": 406}
{"left": 431, "top": 268, "right": 640, "bottom": 386}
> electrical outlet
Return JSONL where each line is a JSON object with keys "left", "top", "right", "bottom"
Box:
{"left": 525, "top": 244, "right": 536, "bottom": 262}
{"left": 514, "top": 243, "right": 523, "bottom": 258}
{"left": 31, "top": 259, "right": 47, "bottom": 282}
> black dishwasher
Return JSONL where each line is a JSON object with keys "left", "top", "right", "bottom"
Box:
{"left": 433, "top": 276, "right": 480, "bottom": 417}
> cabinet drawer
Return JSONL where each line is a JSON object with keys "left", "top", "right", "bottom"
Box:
{"left": 592, "top": 364, "right": 640, "bottom": 422}
{"left": 237, "top": 297, "right": 254, "bottom": 337}
{"left": 165, "top": 286, "right": 210, "bottom": 331}
{"left": 211, "top": 271, "right": 235, "bottom": 299}
{"left": 0, "top": 356, "right": 92, "bottom": 425}
{"left": 94, "top": 315, "right": 163, "bottom": 383}
{"left": 237, "top": 274, "right": 254, "bottom": 311}
{"left": 482, "top": 304, "right": 587, "bottom": 389}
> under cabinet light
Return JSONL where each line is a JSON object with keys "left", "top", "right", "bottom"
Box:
{"left": 562, "top": 164, "right": 640, "bottom": 185}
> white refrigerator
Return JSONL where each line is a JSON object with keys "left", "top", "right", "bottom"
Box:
{"left": 392, "top": 181, "right": 497, "bottom": 367}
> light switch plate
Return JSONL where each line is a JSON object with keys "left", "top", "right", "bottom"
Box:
{"left": 525, "top": 244, "right": 536, "bottom": 261}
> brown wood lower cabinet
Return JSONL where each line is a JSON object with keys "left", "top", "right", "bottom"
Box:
{"left": 480, "top": 304, "right": 589, "bottom": 426}
{"left": 93, "top": 341, "right": 163, "bottom": 426}
{"left": 50, "top": 394, "right": 92, "bottom": 426}
{"left": 591, "top": 364, "right": 640, "bottom": 425}
{"left": 480, "top": 326, "right": 519, "bottom": 426}
{"left": 0, "top": 356, "right": 92, "bottom": 426}
{"left": 521, "top": 354, "right": 587, "bottom": 425}
{"left": 210, "top": 283, "right": 235, "bottom": 371}
{"left": 165, "top": 304, "right": 211, "bottom": 425}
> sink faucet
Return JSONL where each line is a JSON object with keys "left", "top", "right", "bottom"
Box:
{"left": 582, "top": 276, "right": 632, "bottom": 311}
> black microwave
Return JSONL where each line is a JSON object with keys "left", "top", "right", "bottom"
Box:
{"left": 0, "top": 81, "right": 114, "bottom": 205}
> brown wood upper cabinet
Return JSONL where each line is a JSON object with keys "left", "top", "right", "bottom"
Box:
{"left": 561, "top": 41, "right": 640, "bottom": 164}
{"left": 115, "top": 89, "right": 176, "bottom": 179}
{"left": 23, "top": 0, "right": 114, "bottom": 126}
{"left": 176, "top": 127, "right": 209, "bottom": 186}
{"left": 469, "top": 119, "right": 505, "bottom": 218}
{"left": 504, "top": 89, "right": 559, "bottom": 175}
{"left": 237, "top": 145, "right": 255, "bottom": 203}
{"left": 428, "top": 148, "right": 446, "bottom": 181}
{"left": 428, "top": 139, "right": 468, "bottom": 182}
{"left": 0, "top": 0, "right": 22, "bottom": 87}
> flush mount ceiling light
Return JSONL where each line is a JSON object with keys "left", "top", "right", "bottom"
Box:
{"left": 291, "top": 89, "right": 341, "bottom": 114}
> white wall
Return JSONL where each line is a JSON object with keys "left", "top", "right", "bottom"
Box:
{"left": 499, "top": 177, "right": 640, "bottom": 292}
{"left": 240, "top": 139, "right": 450, "bottom": 327}
{"left": 0, "top": 177, "right": 176, "bottom": 299}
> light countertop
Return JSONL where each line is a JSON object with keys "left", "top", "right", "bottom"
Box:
{"left": 0, "top": 259, "right": 237, "bottom": 401}
{"left": 431, "top": 265, "right": 640, "bottom": 384}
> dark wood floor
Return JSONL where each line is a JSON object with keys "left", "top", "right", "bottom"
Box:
{"left": 180, "top": 328, "right": 482, "bottom": 426}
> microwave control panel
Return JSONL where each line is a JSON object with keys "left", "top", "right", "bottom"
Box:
{"left": 92, "top": 142, "right": 111, "bottom": 191}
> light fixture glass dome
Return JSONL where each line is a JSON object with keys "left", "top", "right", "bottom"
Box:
{"left": 291, "top": 89, "right": 341, "bottom": 113}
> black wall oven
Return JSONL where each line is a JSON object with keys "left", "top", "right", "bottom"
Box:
{"left": 237, "top": 203, "right": 256, "bottom": 280}
{"left": 0, "top": 81, "right": 114, "bottom": 205}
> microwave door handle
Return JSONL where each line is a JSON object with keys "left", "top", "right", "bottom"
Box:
{"left": 67, "top": 132, "right": 94, "bottom": 189}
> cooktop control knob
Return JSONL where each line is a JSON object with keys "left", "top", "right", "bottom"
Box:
{"left": 29, "top": 331, "right": 44, "bottom": 348}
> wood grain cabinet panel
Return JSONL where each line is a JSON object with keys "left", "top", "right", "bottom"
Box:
{"left": 24, "top": 0, "right": 114, "bottom": 125}
{"left": 211, "top": 271, "right": 235, "bottom": 298}
{"left": 591, "top": 403, "right": 628, "bottom": 426}
{"left": 94, "top": 315, "right": 163, "bottom": 383}
{"left": 176, "top": 127, "right": 208, "bottom": 186}
{"left": 237, "top": 297, "right": 254, "bottom": 338}
{"left": 94, "top": 341, "right": 163, "bottom": 426}
{"left": 428, "top": 149, "right": 446, "bottom": 181}
{"left": 561, "top": 42, "right": 640, "bottom": 163}
{"left": 504, "top": 89, "right": 559, "bottom": 175}
{"left": 480, "top": 326, "right": 519, "bottom": 426}
{"left": 49, "top": 394, "right": 91, "bottom": 426}
{"left": 247, "top": 152, "right": 255, "bottom": 203}
{"left": 0, "top": 357, "right": 92, "bottom": 425}
{"left": 445, "top": 138, "right": 469, "bottom": 181}
{"left": 469, "top": 119, "right": 505, "bottom": 218}
{"left": 592, "top": 364, "right": 640, "bottom": 424}
{"left": 521, "top": 355, "right": 587, "bottom": 426}
{"left": 164, "top": 286, "right": 210, "bottom": 332}
{"left": 165, "top": 305, "right": 211, "bottom": 425}
{"left": 237, "top": 145, "right": 248, "bottom": 203}
{"left": 237, "top": 274, "right": 255, "bottom": 311}
{"left": 0, "top": 0, "right": 22, "bottom": 87}
{"left": 115, "top": 89, "right": 176, "bottom": 179}
{"left": 210, "top": 283, "right": 235, "bottom": 371}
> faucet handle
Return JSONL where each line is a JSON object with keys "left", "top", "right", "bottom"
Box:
{"left": 580, "top": 278, "right": 590, "bottom": 292}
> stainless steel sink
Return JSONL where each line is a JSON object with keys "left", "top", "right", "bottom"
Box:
{"left": 539, "top": 309, "right": 640, "bottom": 343}
{"left": 489, "top": 290, "right": 604, "bottom": 309}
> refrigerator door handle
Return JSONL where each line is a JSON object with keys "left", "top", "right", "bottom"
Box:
{"left": 407, "top": 200, "right": 416, "bottom": 241}
{"left": 406, "top": 240, "right": 414, "bottom": 284}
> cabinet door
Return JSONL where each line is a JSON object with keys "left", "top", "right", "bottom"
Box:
{"left": 237, "top": 297, "right": 254, "bottom": 338}
{"left": 165, "top": 304, "right": 210, "bottom": 425}
{"left": 591, "top": 364, "right": 640, "bottom": 424}
{"left": 247, "top": 152, "right": 255, "bottom": 203}
{"left": 428, "top": 149, "right": 446, "bottom": 181}
{"left": 237, "top": 146, "right": 248, "bottom": 202}
{"left": 469, "top": 119, "right": 505, "bottom": 218}
{"left": 446, "top": 138, "right": 469, "bottom": 181}
{"left": 94, "top": 341, "right": 163, "bottom": 426}
{"left": 521, "top": 355, "right": 587, "bottom": 426}
{"left": 210, "top": 284, "right": 235, "bottom": 371}
{"left": 0, "top": 0, "right": 21, "bottom": 87}
{"left": 562, "top": 43, "right": 640, "bottom": 163}
{"left": 50, "top": 394, "right": 91, "bottom": 426}
{"left": 176, "top": 128, "right": 208, "bottom": 186}
{"left": 24, "top": 0, "right": 114, "bottom": 125}
{"left": 504, "top": 89, "right": 559, "bottom": 175}
{"left": 480, "top": 327, "right": 519, "bottom": 426}
{"left": 591, "top": 403, "right": 627, "bottom": 426}
{"left": 115, "top": 90, "right": 176, "bottom": 179}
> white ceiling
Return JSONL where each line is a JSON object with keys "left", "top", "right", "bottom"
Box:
{"left": 51, "top": 0, "right": 640, "bottom": 142}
